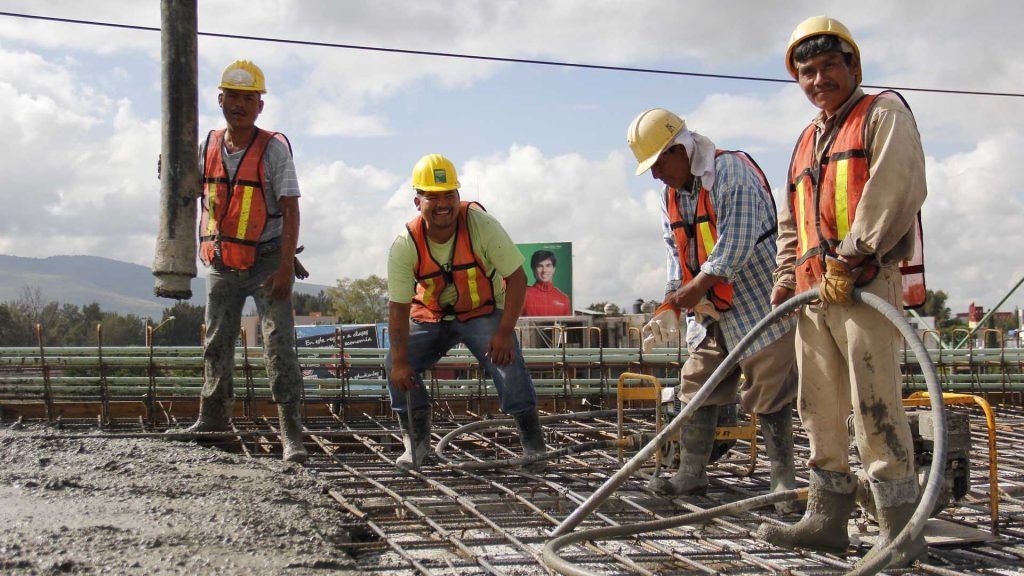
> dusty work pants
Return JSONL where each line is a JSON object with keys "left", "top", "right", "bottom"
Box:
{"left": 203, "top": 250, "right": 303, "bottom": 405}
{"left": 678, "top": 322, "right": 798, "bottom": 415}
{"left": 796, "top": 265, "right": 915, "bottom": 481}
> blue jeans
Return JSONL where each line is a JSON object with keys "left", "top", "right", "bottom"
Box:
{"left": 386, "top": 310, "right": 537, "bottom": 416}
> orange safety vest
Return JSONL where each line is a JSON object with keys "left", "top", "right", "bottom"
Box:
{"left": 199, "top": 128, "right": 289, "bottom": 270}
{"left": 788, "top": 91, "right": 926, "bottom": 307}
{"left": 408, "top": 201, "right": 497, "bottom": 322}
{"left": 666, "top": 150, "right": 775, "bottom": 312}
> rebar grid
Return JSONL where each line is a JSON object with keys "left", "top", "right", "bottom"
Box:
{"left": 5, "top": 341, "right": 1024, "bottom": 574}
{"left": 64, "top": 406, "right": 1006, "bottom": 575}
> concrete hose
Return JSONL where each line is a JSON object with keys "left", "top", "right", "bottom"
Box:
{"left": 433, "top": 408, "right": 655, "bottom": 470}
{"left": 542, "top": 288, "right": 947, "bottom": 576}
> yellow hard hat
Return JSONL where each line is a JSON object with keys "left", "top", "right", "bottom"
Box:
{"left": 219, "top": 60, "right": 267, "bottom": 93}
{"left": 412, "top": 154, "right": 460, "bottom": 193}
{"left": 785, "top": 16, "right": 861, "bottom": 82}
{"left": 627, "top": 108, "right": 685, "bottom": 176}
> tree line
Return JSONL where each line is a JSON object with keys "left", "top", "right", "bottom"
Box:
{"left": 0, "top": 276, "right": 389, "bottom": 347}
{"left": 3, "top": 283, "right": 998, "bottom": 348}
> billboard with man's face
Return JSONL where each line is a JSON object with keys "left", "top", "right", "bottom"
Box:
{"left": 517, "top": 242, "right": 573, "bottom": 317}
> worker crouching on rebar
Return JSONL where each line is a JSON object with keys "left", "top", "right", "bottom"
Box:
{"left": 385, "top": 154, "right": 546, "bottom": 473}
{"left": 758, "top": 17, "right": 929, "bottom": 568}
{"left": 627, "top": 109, "right": 800, "bottom": 514}
{"left": 167, "top": 60, "right": 307, "bottom": 464}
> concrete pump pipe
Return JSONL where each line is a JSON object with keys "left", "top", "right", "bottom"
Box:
{"left": 543, "top": 288, "right": 947, "bottom": 576}
{"left": 152, "top": 0, "right": 198, "bottom": 300}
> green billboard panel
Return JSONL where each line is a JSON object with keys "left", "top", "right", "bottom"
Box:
{"left": 517, "top": 242, "right": 573, "bottom": 317}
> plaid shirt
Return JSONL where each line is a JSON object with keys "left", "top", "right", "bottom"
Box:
{"left": 661, "top": 152, "right": 795, "bottom": 360}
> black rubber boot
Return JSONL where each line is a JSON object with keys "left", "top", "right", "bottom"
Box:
{"left": 647, "top": 405, "right": 718, "bottom": 497}
{"left": 396, "top": 408, "right": 432, "bottom": 472}
{"left": 278, "top": 402, "right": 308, "bottom": 464}
{"left": 167, "top": 396, "right": 232, "bottom": 435}
{"left": 514, "top": 408, "right": 547, "bottom": 473}
{"left": 760, "top": 404, "right": 802, "bottom": 514}
{"left": 855, "top": 477, "right": 928, "bottom": 569}
{"left": 755, "top": 467, "right": 857, "bottom": 553}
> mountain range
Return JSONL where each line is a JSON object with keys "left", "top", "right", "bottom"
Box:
{"left": 0, "top": 254, "right": 333, "bottom": 318}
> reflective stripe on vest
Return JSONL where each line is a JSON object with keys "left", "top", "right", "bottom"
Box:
{"left": 407, "top": 201, "right": 497, "bottom": 322}
{"left": 199, "top": 128, "right": 282, "bottom": 270}
{"left": 787, "top": 90, "right": 926, "bottom": 307}
{"left": 665, "top": 150, "right": 774, "bottom": 312}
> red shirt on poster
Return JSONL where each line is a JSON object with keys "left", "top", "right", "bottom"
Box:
{"left": 523, "top": 282, "right": 571, "bottom": 317}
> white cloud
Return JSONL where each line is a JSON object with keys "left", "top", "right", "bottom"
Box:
{"left": 688, "top": 86, "right": 810, "bottom": 146}
{"left": 296, "top": 159, "right": 405, "bottom": 285}
{"left": 294, "top": 145, "right": 667, "bottom": 308}
{"left": 923, "top": 134, "right": 1024, "bottom": 313}
{"left": 456, "top": 145, "right": 666, "bottom": 307}
{"left": 3, "top": 1, "right": 1024, "bottom": 320}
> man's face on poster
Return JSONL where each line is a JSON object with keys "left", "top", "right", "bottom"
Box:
{"left": 534, "top": 258, "right": 555, "bottom": 284}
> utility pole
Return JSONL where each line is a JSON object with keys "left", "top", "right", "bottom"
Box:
{"left": 152, "top": 0, "right": 198, "bottom": 300}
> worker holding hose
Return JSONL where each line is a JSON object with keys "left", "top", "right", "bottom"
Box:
{"left": 627, "top": 109, "right": 800, "bottom": 514}
{"left": 385, "top": 154, "right": 546, "bottom": 473}
{"left": 758, "top": 16, "right": 928, "bottom": 567}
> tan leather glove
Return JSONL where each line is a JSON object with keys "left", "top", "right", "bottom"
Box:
{"left": 692, "top": 297, "right": 721, "bottom": 322}
{"left": 641, "top": 304, "right": 680, "bottom": 352}
{"left": 821, "top": 255, "right": 855, "bottom": 305}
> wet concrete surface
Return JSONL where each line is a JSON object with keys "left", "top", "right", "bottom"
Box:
{"left": 0, "top": 425, "right": 357, "bottom": 575}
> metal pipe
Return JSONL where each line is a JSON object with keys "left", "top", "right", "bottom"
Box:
{"left": 152, "top": 0, "right": 198, "bottom": 299}
{"left": 544, "top": 489, "right": 806, "bottom": 576}
{"left": 544, "top": 289, "right": 948, "bottom": 576}
{"left": 550, "top": 291, "right": 816, "bottom": 537}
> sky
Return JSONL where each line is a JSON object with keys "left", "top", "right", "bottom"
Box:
{"left": 1, "top": 0, "right": 1023, "bottom": 317}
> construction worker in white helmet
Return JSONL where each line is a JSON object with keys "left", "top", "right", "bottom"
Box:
{"left": 756, "top": 17, "right": 929, "bottom": 568}
{"left": 385, "top": 154, "right": 546, "bottom": 473}
{"left": 628, "top": 109, "right": 800, "bottom": 514}
{"left": 167, "top": 60, "right": 307, "bottom": 464}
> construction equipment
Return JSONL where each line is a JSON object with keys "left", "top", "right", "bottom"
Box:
{"left": 849, "top": 408, "right": 971, "bottom": 520}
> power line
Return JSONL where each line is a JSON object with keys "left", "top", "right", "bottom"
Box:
{"left": 2, "top": 9, "right": 1023, "bottom": 99}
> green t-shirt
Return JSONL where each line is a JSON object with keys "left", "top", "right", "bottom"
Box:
{"left": 388, "top": 207, "right": 524, "bottom": 311}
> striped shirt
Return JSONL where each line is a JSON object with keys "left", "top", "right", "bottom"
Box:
{"left": 661, "top": 152, "right": 795, "bottom": 360}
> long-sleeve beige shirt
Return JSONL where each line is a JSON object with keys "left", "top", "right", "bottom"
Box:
{"left": 774, "top": 87, "right": 927, "bottom": 290}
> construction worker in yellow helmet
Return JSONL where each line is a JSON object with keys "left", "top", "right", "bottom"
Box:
{"left": 384, "top": 154, "right": 547, "bottom": 473}
{"left": 167, "top": 59, "right": 308, "bottom": 464}
{"left": 756, "top": 16, "right": 929, "bottom": 569}
{"left": 627, "top": 108, "right": 800, "bottom": 514}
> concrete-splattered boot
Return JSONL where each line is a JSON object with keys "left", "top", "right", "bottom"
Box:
{"left": 396, "top": 408, "right": 432, "bottom": 472}
{"left": 756, "top": 467, "right": 857, "bottom": 553}
{"left": 514, "top": 408, "right": 548, "bottom": 473}
{"left": 855, "top": 477, "right": 928, "bottom": 569}
{"left": 760, "top": 404, "right": 802, "bottom": 515}
{"left": 278, "top": 402, "right": 308, "bottom": 464}
{"left": 167, "top": 396, "right": 233, "bottom": 435}
{"left": 647, "top": 405, "right": 718, "bottom": 497}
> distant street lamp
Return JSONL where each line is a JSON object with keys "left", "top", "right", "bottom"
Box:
{"left": 146, "top": 316, "right": 176, "bottom": 347}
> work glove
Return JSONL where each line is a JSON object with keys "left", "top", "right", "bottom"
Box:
{"left": 691, "top": 297, "right": 721, "bottom": 322}
{"left": 821, "top": 255, "right": 855, "bottom": 306}
{"left": 641, "top": 304, "right": 680, "bottom": 352}
{"left": 293, "top": 245, "right": 309, "bottom": 280}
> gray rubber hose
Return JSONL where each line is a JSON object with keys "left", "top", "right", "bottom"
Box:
{"left": 543, "top": 288, "right": 947, "bottom": 576}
